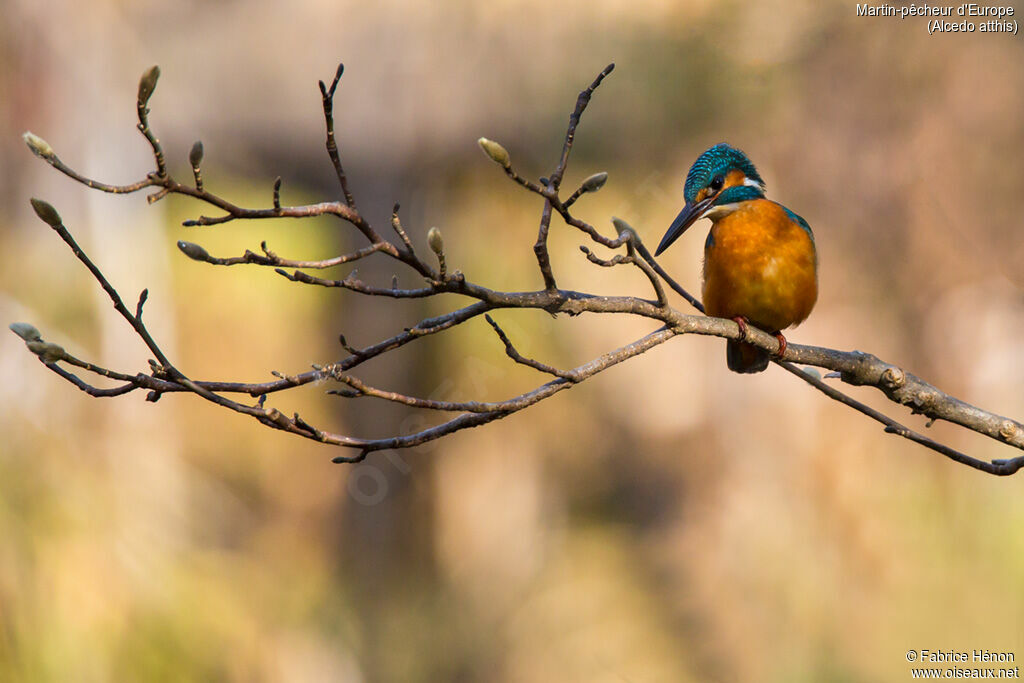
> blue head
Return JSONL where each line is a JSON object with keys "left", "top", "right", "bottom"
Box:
{"left": 656, "top": 143, "right": 767, "bottom": 256}
{"left": 683, "top": 143, "right": 764, "bottom": 203}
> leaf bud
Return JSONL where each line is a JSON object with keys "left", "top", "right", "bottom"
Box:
{"left": 9, "top": 322, "right": 42, "bottom": 342}
{"left": 138, "top": 65, "right": 161, "bottom": 105}
{"left": 22, "top": 131, "right": 55, "bottom": 159}
{"left": 477, "top": 137, "right": 511, "bottom": 168}
{"left": 189, "top": 140, "right": 204, "bottom": 167}
{"left": 580, "top": 171, "right": 608, "bottom": 193}
{"left": 611, "top": 216, "right": 635, "bottom": 238}
{"left": 27, "top": 340, "right": 66, "bottom": 362}
{"left": 29, "top": 198, "right": 62, "bottom": 227}
{"left": 177, "top": 240, "right": 210, "bottom": 262}
{"left": 427, "top": 227, "right": 444, "bottom": 254}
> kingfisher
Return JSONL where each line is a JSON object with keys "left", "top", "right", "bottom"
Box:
{"left": 655, "top": 143, "right": 817, "bottom": 373}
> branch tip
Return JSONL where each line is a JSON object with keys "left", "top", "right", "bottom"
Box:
{"left": 136, "top": 289, "right": 149, "bottom": 319}
{"left": 10, "top": 322, "right": 42, "bottom": 342}
{"left": 137, "top": 65, "right": 160, "bottom": 105}
{"left": 147, "top": 188, "right": 170, "bottom": 204}
{"left": 333, "top": 449, "right": 368, "bottom": 464}
{"left": 477, "top": 138, "right": 511, "bottom": 168}
{"left": 580, "top": 171, "right": 608, "bottom": 193}
{"left": 190, "top": 141, "right": 204, "bottom": 191}
{"left": 29, "top": 198, "right": 62, "bottom": 227}
{"left": 189, "top": 140, "right": 204, "bottom": 167}
{"left": 610, "top": 216, "right": 635, "bottom": 238}
{"left": 23, "top": 132, "right": 55, "bottom": 160}
{"left": 177, "top": 240, "right": 210, "bottom": 262}
{"left": 427, "top": 227, "right": 444, "bottom": 255}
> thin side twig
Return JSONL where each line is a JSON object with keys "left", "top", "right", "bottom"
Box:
{"left": 318, "top": 62, "right": 357, "bottom": 209}
{"left": 485, "top": 314, "right": 579, "bottom": 381}
{"left": 549, "top": 63, "right": 615, "bottom": 190}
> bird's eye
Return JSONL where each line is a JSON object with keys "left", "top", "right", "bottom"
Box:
{"left": 709, "top": 175, "right": 725, "bottom": 192}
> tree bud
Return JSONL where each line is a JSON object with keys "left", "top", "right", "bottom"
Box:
{"left": 22, "top": 131, "right": 54, "bottom": 159}
{"left": 477, "top": 138, "right": 510, "bottom": 168}
{"left": 427, "top": 227, "right": 444, "bottom": 254}
{"left": 611, "top": 216, "right": 635, "bottom": 238}
{"left": 177, "top": 240, "right": 210, "bottom": 261}
{"left": 138, "top": 65, "right": 161, "bottom": 105}
{"left": 9, "top": 322, "right": 42, "bottom": 342}
{"left": 27, "top": 340, "right": 66, "bottom": 362}
{"left": 30, "top": 198, "right": 62, "bottom": 227}
{"left": 189, "top": 140, "right": 204, "bottom": 167}
{"left": 581, "top": 172, "right": 608, "bottom": 193}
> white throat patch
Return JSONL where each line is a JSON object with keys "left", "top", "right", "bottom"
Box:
{"left": 702, "top": 203, "right": 740, "bottom": 221}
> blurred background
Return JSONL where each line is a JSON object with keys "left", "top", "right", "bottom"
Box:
{"left": 2, "top": 0, "right": 1023, "bottom": 680}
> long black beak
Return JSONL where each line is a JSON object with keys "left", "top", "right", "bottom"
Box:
{"left": 655, "top": 197, "right": 714, "bottom": 256}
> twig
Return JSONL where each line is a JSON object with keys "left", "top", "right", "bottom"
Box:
{"left": 777, "top": 362, "right": 1024, "bottom": 476}
{"left": 318, "top": 62, "right": 356, "bottom": 209}
{"left": 390, "top": 203, "right": 415, "bottom": 252}
{"left": 47, "top": 362, "right": 141, "bottom": 398}
{"left": 534, "top": 184, "right": 558, "bottom": 291}
{"left": 179, "top": 240, "right": 387, "bottom": 269}
{"left": 549, "top": 63, "right": 615, "bottom": 190}
{"left": 136, "top": 66, "right": 167, "bottom": 178}
{"left": 485, "top": 314, "right": 578, "bottom": 381}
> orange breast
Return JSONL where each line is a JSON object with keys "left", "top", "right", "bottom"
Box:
{"left": 702, "top": 199, "right": 818, "bottom": 332}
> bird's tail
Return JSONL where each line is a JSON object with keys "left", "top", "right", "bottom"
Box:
{"left": 726, "top": 340, "right": 770, "bottom": 374}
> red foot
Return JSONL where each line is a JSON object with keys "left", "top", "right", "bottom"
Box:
{"left": 773, "top": 331, "right": 788, "bottom": 358}
{"left": 731, "top": 316, "right": 749, "bottom": 342}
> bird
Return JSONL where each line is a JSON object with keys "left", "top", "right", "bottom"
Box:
{"left": 655, "top": 143, "right": 817, "bottom": 373}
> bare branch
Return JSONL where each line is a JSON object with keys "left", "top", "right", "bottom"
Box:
{"left": 390, "top": 203, "right": 415, "bottom": 252}
{"left": 47, "top": 362, "right": 141, "bottom": 398}
{"left": 40, "top": 153, "right": 157, "bottom": 194}
{"left": 136, "top": 66, "right": 167, "bottom": 178}
{"left": 776, "top": 361, "right": 1024, "bottom": 476}
{"left": 324, "top": 326, "right": 675, "bottom": 450}
{"left": 485, "top": 314, "right": 578, "bottom": 381}
{"left": 179, "top": 239, "right": 388, "bottom": 269}
{"left": 190, "top": 141, "right": 204, "bottom": 191}
{"left": 549, "top": 63, "right": 615, "bottom": 190}
{"left": 534, "top": 186, "right": 559, "bottom": 291}
{"left": 318, "top": 62, "right": 356, "bottom": 209}
{"left": 563, "top": 171, "right": 608, "bottom": 209}
{"left": 277, "top": 268, "right": 438, "bottom": 297}
{"left": 633, "top": 233, "right": 705, "bottom": 312}
{"left": 15, "top": 62, "right": 1023, "bottom": 475}
{"left": 780, "top": 344, "right": 1024, "bottom": 455}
